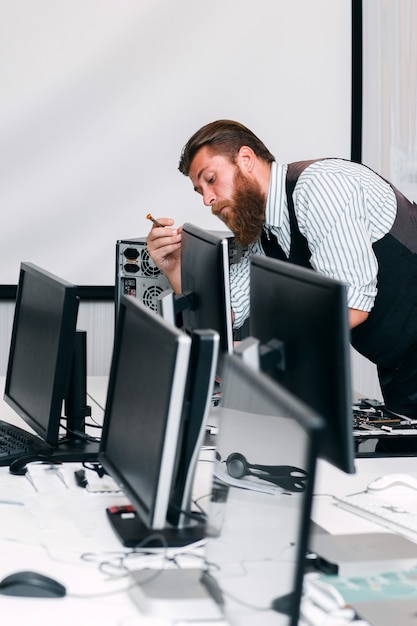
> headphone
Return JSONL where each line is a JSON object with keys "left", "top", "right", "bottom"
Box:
{"left": 225, "top": 452, "right": 308, "bottom": 493}
{"left": 9, "top": 454, "right": 59, "bottom": 476}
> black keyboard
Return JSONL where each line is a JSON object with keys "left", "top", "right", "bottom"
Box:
{"left": 0, "top": 420, "right": 51, "bottom": 466}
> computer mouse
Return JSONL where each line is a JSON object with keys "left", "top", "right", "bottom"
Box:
{"left": 0, "top": 571, "right": 66, "bottom": 597}
{"left": 367, "top": 473, "right": 417, "bottom": 495}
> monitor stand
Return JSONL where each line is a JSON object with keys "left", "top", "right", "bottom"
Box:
{"left": 106, "top": 505, "right": 206, "bottom": 548}
{"left": 51, "top": 438, "right": 100, "bottom": 463}
{"left": 7, "top": 440, "right": 101, "bottom": 471}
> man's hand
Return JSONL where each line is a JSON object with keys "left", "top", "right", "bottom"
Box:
{"left": 146, "top": 217, "right": 183, "bottom": 293}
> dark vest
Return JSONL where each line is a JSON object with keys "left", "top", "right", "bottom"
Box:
{"left": 260, "top": 160, "right": 417, "bottom": 371}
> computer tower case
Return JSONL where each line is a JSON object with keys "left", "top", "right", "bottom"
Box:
{"left": 115, "top": 238, "right": 170, "bottom": 319}
{"left": 115, "top": 233, "right": 248, "bottom": 338}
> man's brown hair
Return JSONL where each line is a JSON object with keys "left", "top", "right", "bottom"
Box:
{"left": 178, "top": 120, "right": 275, "bottom": 176}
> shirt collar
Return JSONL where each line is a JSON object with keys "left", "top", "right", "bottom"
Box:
{"left": 265, "top": 162, "right": 288, "bottom": 228}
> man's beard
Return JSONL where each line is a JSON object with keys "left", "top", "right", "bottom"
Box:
{"left": 213, "top": 168, "right": 266, "bottom": 247}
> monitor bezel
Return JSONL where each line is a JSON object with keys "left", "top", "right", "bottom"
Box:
{"left": 4, "top": 262, "right": 79, "bottom": 444}
{"left": 99, "top": 295, "right": 192, "bottom": 531}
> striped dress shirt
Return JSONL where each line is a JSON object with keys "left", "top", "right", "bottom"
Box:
{"left": 230, "top": 159, "right": 397, "bottom": 329}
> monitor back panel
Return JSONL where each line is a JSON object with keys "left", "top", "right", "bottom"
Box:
{"left": 205, "top": 354, "right": 323, "bottom": 626}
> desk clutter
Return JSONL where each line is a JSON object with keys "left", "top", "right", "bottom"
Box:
{"left": 302, "top": 564, "right": 417, "bottom": 626}
{"left": 0, "top": 458, "right": 218, "bottom": 622}
{"left": 353, "top": 398, "right": 417, "bottom": 434}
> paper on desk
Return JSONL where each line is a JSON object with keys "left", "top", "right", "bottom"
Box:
{"left": 0, "top": 470, "right": 43, "bottom": 545}
{"left": 0, "top": 502, "right": 40, "bottom": 545}
{"left": 0, "top": 464, "right": 128, "bottom": 558}
{"left": 85, "top": 471, "right": 122, "bottom": 493}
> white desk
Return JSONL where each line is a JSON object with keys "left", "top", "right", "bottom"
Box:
{"left": 0, "top": 378, "right": 216, "bottom": 625}
{"left": 0, "top": 463, "right": 146, "bottom": 625}
{"left": 1, "top": 377, "right": 415, "bottom": 626}
{"left": 1, "top": 377, "right": 293, "bottom": 626}
{"left": 0, "top": 377, "right": 153, "bottom": 624}
{"left": 0, "top": 377, "right": 315, "bottom": 626}
{"left": 305, "top": 456, "right": 417, "bottom": 626}
{"left": 312, "top": 456, "right": 417, "bottom": 536}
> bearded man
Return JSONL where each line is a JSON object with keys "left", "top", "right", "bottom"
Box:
{"left": 146, "top": 119, "right": 417, "bottom": 430}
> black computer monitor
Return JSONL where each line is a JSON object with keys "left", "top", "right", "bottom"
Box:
{"left": 244, "top": 254, "right": 355, "bottom": 474}
{"left": 205, "top": 353, "right": 324, "bottom": 626}
{"left": 99, "top": 295, "right": 219, "bottom": 547}
{"left": 4, "top": 262, "right": 98, "bottom": 461}
{"left": 158, "top": 223, "right": 233, "bottom": 374}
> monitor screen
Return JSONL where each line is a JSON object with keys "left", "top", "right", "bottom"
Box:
{"left": 205, "top": 353, "right": 324, "bottom": 626}
{"left": 158, "top": 223, "right": 233, "bottom": 374}
{"left": 4, "top": 262, "right": 97, "bottom": 461}
{"left": 247, "top": 255, "right": 355, "bottom": 474}
{"left": 99, "top": 295, "right": 219, "bottom": 547}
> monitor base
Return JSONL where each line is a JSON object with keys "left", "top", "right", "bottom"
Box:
{"left": 1, "top": 440, "right": 100, "bottom": 470}
{"left": 271, "top": 590, "right": 294, "bottom": 615}
{"left": 106, "top": 506, "right": 206, "bottom": 548}
{"left": 52, "top": 438, "right": 100, "bottom": 462}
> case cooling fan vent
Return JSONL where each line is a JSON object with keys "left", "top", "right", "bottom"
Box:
{"left": 140, "top": 248, "right": 162, "bottom": 277}
{"left": 142, "top": 285, "right": 165, "bottom": 311}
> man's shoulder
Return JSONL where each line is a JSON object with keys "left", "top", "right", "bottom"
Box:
{"left": 292, "top": 158, "right": 379, "bottom": 183}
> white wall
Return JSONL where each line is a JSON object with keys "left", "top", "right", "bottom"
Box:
{"left": 0, "top": 0, "right": 351, "bottom": 287}
{"left": 0, "top": 300, "right": 114, "bottom": 377}
{"left": 0, "top": 1, "right": 352, "bottom": 378}
{"left": 353, "top": 0, "right": 417, "bottom": 402}
{"left": 362, "top": 0, "right": 417, "bottom": 201}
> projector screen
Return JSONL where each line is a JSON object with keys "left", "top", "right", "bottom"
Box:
{"left": 0, "top": 0, "right": 352, "bottom": 287}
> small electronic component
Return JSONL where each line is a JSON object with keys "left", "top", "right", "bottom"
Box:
{"left": 146, "top": 213, "right": 164, "bottom": 228}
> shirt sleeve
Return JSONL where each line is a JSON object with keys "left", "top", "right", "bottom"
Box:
{"left": 229, "top": 249, "right": 252, "bottom": 329}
